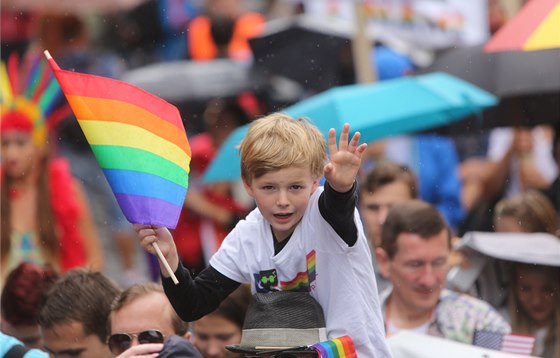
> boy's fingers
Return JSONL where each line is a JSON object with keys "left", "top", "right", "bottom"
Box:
{"left": 328, "top": 128, "right": 337, "bottom": 154}
{"left": 338, "top": 123, "right": 350, "bottom": 151}
{"left": 348, "top": 131, "right": 361, "bottom": 152}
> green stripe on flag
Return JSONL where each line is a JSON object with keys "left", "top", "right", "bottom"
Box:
{"left": 91, "top": 145, "right": 188, "bottom": 188}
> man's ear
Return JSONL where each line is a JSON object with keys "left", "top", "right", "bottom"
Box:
{"left": 376, "top": 247, "right": 390, "bottom": 279}
{"left": 183, "top": 331, "right": 192, "bottom": 340}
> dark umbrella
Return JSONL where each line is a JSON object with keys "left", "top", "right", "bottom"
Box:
{"left": 418, "top": 45, "right": 560, "bottom": 131}
{"left": 120, "top": 59, "right": 264, "bottom": 103}
{"left": 249, "top": 14, "right": 430, "bottom": 93}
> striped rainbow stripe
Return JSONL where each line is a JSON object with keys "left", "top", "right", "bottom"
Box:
{"left": 281, "top": 250, "right": 316, "bottom": 291}
{"left": 47, "top": 57, "right": 191, "bottom": 229}
{"left": 311, "top": 335, "right": 357, "bottom": 358}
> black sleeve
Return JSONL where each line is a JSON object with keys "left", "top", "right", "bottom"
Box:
{"left": 318, "top": 182, "right": 358, "bottom": 247}
{"left": 161, "top": 264, "right": 241, "bottom": 322}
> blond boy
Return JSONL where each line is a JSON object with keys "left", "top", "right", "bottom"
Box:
{"left": 136, "top": 113, "right": 391, "bottom": 357}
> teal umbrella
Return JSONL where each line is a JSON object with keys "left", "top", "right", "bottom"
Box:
{"left": 203, "top": 72, "right": 496, "bottom": 183}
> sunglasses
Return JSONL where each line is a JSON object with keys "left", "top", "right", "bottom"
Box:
{"left": 107, "top": 329, "right": 165, "bottom": 355}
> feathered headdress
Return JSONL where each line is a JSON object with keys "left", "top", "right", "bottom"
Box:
{"left": 0, "top": 52, "right": 69, "bottom": 148}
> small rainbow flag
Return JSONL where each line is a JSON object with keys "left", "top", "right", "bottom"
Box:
{"left": 310, "top": 336, "right": 357, "bottom": 358}
{"left": 46, "top": 53, "right": 191, "bottom": 229}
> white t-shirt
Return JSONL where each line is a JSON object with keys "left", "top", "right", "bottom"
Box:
{"left": 488, "top": 126, "right": 558, "bottom": 197}
{"left": 210, "top": 187, "right": 392, "bottom": 357}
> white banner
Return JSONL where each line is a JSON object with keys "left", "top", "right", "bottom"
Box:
{"left": 303, "top": 0, "right": 490, "bottom": 49}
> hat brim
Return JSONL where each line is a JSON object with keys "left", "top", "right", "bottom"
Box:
{"left": 226, "top": 344, "right": 316, "bottom": 355}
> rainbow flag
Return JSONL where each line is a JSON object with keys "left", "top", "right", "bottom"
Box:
{"left": 484, "top": 0, "right": 560, "bottom": 52}
{"left": 310, "top": 336, "right": 357, "bottom": 358}
{"left": 46, "top": 54, "right": 191, "bottom": 229}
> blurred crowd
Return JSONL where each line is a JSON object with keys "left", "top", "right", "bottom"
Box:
{"left": 1, "top": 0, "right": 558, "bottom": 357}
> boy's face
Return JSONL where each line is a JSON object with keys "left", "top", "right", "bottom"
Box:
{"left": 244, "top": 166, "right": 318, "bottom": 242}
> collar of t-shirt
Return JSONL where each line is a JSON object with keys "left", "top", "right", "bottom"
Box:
{"left": 272, "top": 228, "right": 293, "bottom": 255}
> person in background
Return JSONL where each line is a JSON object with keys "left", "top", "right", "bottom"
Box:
{"left": 365, "top": 45, "right": 466, "bottom": 232}
{"left": 486, "top": 126, "right": 558, "bottom": 199}
{"left": 31, "top": 13, "right": 146, "bottom": 287}
{"left": 38, "top": 268, "right": 121, "bottom": 358}
{"left": 494, "top": 190, "right": 558, "bottom": 235}
{"left": 1, "top": 263, "right": 58, "bottom": 350}
{"left": 0, "top": 332, "right": 48, "bottom": 358}
{"left": 1, "top": 53, "right": 103, "bottom": 284}
{"left": 191, "top": 285, "right": 251, "bottom": 358}
{"left": 376, "top": 200, "right": 510, "bottom": 344}
{"left": 358, "top": 161, "right": 418, "bottom": 293}
{"left": 188, "top": 0, "right": 265, "bottom": 62}
{"left": 107, "top": 282, "right": 192, "bottom": 357}
{"left": 508, "top": 263, "right": 559, "bottom": 358}
{"left": 542, "top": 123, "right": 560, "bottom": 217}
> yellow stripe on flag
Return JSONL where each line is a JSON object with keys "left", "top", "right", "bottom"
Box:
{"left": 333, "top": 338, "right": 345, "bottom": 356}
{"left": 67, "top": 95, "right": 190, "bottom": 156}
{"left": 524, "top": 4, "right": 560, "bottom": 51}
{"left": 78, "top": 120, "right": 190, "bottom": 172}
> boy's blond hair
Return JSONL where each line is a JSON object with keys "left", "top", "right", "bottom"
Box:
{"left": 239, "top": 113, "right": 326, "bottom": 183}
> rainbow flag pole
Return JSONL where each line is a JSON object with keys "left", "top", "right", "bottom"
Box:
{"left": 44, "top": 50, "right": 192, "bottom": 284}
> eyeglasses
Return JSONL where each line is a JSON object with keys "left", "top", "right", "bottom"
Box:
{"left": 107, "top": 329, "right": 165, "bottom": 355}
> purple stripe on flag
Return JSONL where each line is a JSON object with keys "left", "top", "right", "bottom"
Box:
{"left": 115, "top": 193, "right": 182, "bottom": 229}
{"left": 313, "top": 344, "right": 330, "bottom": 357}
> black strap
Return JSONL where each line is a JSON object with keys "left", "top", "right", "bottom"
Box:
{"left": 5, "top": 344, "right": 30, "bottom": 358}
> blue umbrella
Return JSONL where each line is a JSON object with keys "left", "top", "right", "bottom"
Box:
{"left": 203, "top": 72, "right": 497, "bottom": 183}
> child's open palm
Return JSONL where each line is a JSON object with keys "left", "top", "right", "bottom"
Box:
{"left": 324, "top": 123, "right": 367, "bottom": 193}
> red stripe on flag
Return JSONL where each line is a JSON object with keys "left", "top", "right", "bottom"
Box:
{"left": 502, "top": 334, "right": 535, "bottom": 356}
{"left": 339, "top": 336, "right": 357, "bottom": 357}
{"left": 46, "top": 58, "right": 184, "bottom": 131}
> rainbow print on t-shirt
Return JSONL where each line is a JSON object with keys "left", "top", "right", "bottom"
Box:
{"left": 281, "top": 250, "right": 316, "bottom": 292}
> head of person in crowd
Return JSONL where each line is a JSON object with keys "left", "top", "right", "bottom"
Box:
{"left": 493, "top": 190, "right": 558, "bottom": 235}
{"left": 191, "top": 285, "right": 251, "bottom": 358}
{"left": 376, "top": 200, "right": 451, "bottom": 317}
{"left": 38, "top": 268, "right": 121, "bottom": 358}
{"left": 508, "top": 263, "right": 559, "bottom": 357}
{"left": 107, "top": 282, "right": 190, "bottom": 356}
{"left": 359, "top": 162, "right": 418, "bottom": 248}
{"left": 1, "top": 263, "right": 58, "bottom": 349}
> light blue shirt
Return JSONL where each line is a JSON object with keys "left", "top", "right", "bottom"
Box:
{"left": 0, "top": 332, "right": 48, "bottom": 358}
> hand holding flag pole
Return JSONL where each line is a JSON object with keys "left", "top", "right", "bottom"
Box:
{"left": 44, "top": 50, "right": 192, "bottom": 284}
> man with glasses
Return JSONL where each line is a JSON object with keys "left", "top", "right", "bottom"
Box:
{"left": 38, "top": 268, "right": 121, "bottom": 358}
{"left": 375, "top": 200, "right": 510, "bottom": 344}
{"left": 107, "top": 282, "right": 196, "bottom": 357}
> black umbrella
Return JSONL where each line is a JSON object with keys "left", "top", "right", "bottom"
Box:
{"left": 418, "top": 45, "right": 560, "bottom": 132}
{"left": 249, "top": 14, "right": 430, "bottom": 93}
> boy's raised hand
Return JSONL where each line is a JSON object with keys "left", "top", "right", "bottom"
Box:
{"left": 324, "top": 123, "right": 367, "bottom": 193}
{"left": 133, "top": 224, "right": 179, "bottom": 276}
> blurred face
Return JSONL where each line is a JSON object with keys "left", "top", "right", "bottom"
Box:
{"left": 1, "top": 319, "right": 42, "bottom": 349}
{"left": 494, "top": 215, "right": 525, "bottom": 233}
{"left": 244, "top": 167, "right": 318, "bottom": 242}
{"left": 109, "top": 292, "right": 178, "bottom": 354}
{"left": 359, "top": 181, "right": 412, "bottom": 247}
{"left": 379, "top": 230, "right": 450, "bottom": 314}
{"left": 1, "top": 131, "right": 40, "bottom": 179}
{"left": 515, "top": 266, "right": 557, "bottom": 328}
{"left": 192, "top": 314, "right": 242, "bottom": 358}
{"left": 42, "top": 321, "right": 112, "bottom": 358}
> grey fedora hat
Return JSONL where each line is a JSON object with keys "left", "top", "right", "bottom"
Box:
{"left": 226, "top": 291, "right": 327, "bottom": 355}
